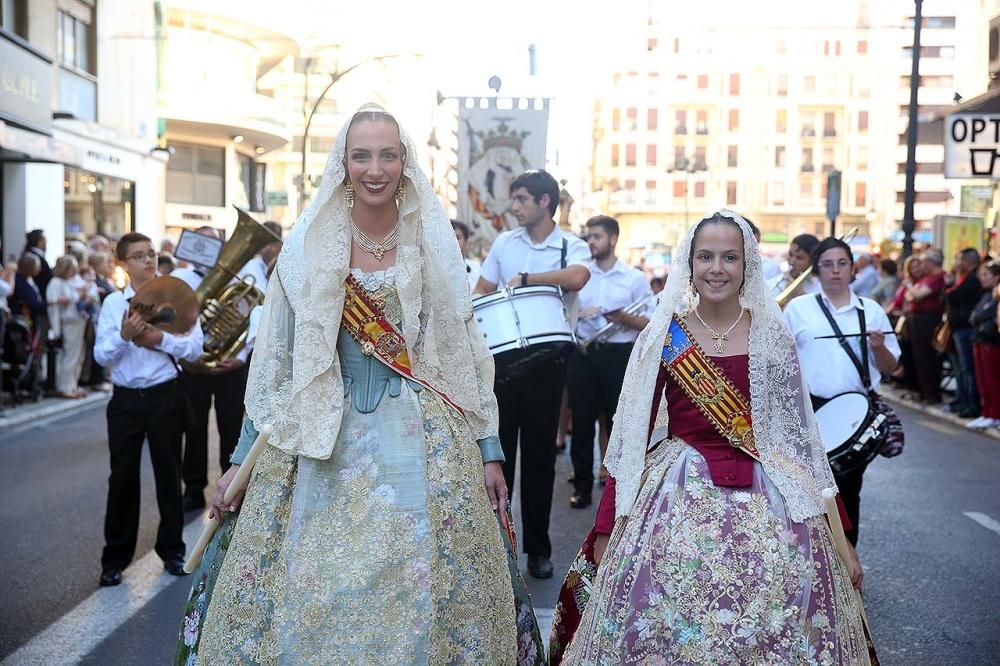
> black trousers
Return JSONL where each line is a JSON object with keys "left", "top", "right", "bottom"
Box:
{"left": 181, "top": 365, "right": 249, "bottom": 499}
{"left": 567, "top": 343, "right": 632, "bottom": 497}
{"left": 496, "top": 355, "right": 566, "bottom": 558}
{"left": 102, "top": 380, "right": 185, "bottom": 569}
{"left": 834, "top": 464, "right": 866, "bottom": 547}
{"left": 909, "top": 311, "right": 943, "bottom": 403}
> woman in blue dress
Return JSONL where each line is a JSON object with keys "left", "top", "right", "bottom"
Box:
{"left": 176, "top": 104, "right": 542, "bottom": 665}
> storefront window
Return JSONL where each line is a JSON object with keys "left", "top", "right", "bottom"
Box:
{"left": 64, "top": 166, "right": 135, "bottom": 240}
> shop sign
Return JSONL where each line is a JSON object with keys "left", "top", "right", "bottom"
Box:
{"left": 0, "top": 34, "right": 53, "bottom": 134}
{"left": 266, "top": 191, "right": 288, "bottom": 206}
{"left": 945, "top": 114, "right": 1000, "bottom": 179}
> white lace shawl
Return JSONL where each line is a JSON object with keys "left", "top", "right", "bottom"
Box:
{"left": 604, "top": 209, "right": 837, "bottom": 522}
{"left": 243, "top": 105, "right": 499, "bottom": 460}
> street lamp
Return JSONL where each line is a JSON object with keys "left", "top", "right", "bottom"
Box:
{"left": 666, "top": 155, "right": 708, "bottom": 226}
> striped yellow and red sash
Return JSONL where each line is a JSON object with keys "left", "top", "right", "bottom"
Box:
{"left": 661, "top": 316, "right": 760, "bottom": 461}
{"left": 341, "top": 274, "right": 464, "bottom": 415}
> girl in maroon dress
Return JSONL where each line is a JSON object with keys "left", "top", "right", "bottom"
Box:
{"left": 551, "top": 211, "right": 870, "bottom": 665}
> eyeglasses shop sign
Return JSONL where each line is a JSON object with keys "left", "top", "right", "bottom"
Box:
{"left": 945, "top": 113, "right": 1000, "bottom": 179}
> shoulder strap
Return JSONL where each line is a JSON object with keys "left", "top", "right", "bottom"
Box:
{"left": 560, "top": 237, "right": 567, "bottom": 269}
{"left": 814, "top": 294, "right": 872, "bottom": 390}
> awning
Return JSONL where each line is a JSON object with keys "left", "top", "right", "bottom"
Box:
{"left": 0, "top": 120, "right": 83, "bottom": 165}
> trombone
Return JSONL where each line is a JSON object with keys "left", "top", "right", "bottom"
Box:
{"left": 775, "top": 227, "right": 858, "bottom": 308}
{"left": 578, "top": 297, "right": 651, "bottom": 350}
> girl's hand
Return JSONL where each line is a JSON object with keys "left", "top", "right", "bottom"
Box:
{"left": 483, "top": 462, "right": 508, "bottom": 530}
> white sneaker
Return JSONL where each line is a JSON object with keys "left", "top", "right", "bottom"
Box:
{"left": 966, "top": 417, "right": 988, "bottom": 429}
{"left": 980, "top": 418, "right": 1000, "bottom": 428}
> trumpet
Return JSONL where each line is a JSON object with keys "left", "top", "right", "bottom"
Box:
{"left": 775, "top": 227, "right": 858, "bottom": 308}
{"left": 579, "top": 297, "right": 651, "bottom": 350}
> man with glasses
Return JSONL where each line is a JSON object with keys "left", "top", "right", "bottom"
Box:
{"left": 94, "top": 233, "right": 204, "bottom": 586}
{"left": 783, "top": 237, "right": 901, "bottom": 546}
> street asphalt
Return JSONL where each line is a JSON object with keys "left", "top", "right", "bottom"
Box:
{"left": 0, "top": 399, "right": 997, "bottom": 664}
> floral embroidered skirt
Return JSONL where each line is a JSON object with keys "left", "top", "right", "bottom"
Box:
{"left": 563, "top": 446, "right": 871, "bottom": 665}
{"left": 176, "top": 386, "right": 542, "bottom": 665}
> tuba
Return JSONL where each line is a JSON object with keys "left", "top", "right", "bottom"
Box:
{"left": 191, "top": 207, "right": 281, "bottom": 368}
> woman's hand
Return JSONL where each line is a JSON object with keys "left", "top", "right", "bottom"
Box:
{"left": 593, "top": 533, "right": 610, "bottom": 566}
{"left": 210, "top": 464, "right": 246, "bottom": 522}
{"left": 846, "top": 541, "right": 864, "bottom": 590}
{"left": 483, "top": 462, "right": 508, "bottom": 530}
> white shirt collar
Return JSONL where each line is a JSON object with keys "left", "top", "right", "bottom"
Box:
{"left": 819, "top": 288, "right": 861, "bottom": 313}
{"left": 514, "top": 223, "right": 563, "bottom": 249}
{"left": 589, "top": 258, "right": 625, "bottom": 275}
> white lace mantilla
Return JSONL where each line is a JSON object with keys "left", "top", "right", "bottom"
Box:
{"left": 604, "top": 210, "right": 837, "bottom": 523}
{"left": 244, "top": 105, "right": 500, "bottom": 461}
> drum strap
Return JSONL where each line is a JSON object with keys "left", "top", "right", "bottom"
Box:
{"left": 341, "top": 274, "right": 465, "bottom": 415}
{"left": 815, "top": 295, "right": 872, "bottom": 391}
{"left": 560, "top": 238, "right": 567, "bottom": 269}
{"left": 661, "top": 316, "right": 760, "bottom": 461}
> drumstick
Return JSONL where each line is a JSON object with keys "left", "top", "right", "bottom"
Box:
{"left": 813, "top": 331, "right": 896, "bottom": 339}
{"left": 183, "top": 424, "right": 273, "bottom": 574}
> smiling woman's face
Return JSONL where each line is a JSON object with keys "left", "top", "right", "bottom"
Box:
{"left": 344, "top": 119, "right": 404, "bottom": 209}
{"left": 690, "top": 221, "right": 745, "bottom": 306}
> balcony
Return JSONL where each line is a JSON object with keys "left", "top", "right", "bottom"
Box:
{"left": 801, "top": 164, "right": 815, "bottom": 173}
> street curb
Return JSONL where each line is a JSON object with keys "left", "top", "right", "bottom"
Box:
{"left": 0, "top": 392, "right": 110, "bottom": 433}
{"left": 879, "top": 387, "right": 1000, "bottom": 442}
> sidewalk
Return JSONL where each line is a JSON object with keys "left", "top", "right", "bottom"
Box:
{"left": 0, "top": 390, "right": 111, "bottom": 433}
{"left": 879, "top": 384, "right": 1000, "bottom": 442}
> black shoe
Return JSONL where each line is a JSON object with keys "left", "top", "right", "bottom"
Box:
{"left": 99, "top": 567, "right": 122, "bottom": 587}
{"left": 527, "top": 555, "right": 553, "bottom": 579}
{"left": 183, "top": 495, "right": 206, "bottom": 512}
{"left": 958, "top": 407, "right": 980, "bottom": 418}
{"left": 947, "top": 401, "right": 964, "bottom": 413}
{"left": 570, "top": 493, "right": 592, "bottom": 509}
{"left": 567, "top": 474, "right": 575, "bottom": 484}
{"left": 164, "top": 558, "right": 188, "bottom": 576}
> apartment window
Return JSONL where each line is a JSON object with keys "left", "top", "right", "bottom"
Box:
{"left": 823, "top": 112, "right": 836, "bottom": 137}
{"left": 801, "top": 111, "right": 816, "bottom": 137}
{"left": 673, "top": 180, "right": 685, "bottom": 198}
{"left": 822, "top": 147, "right": 834, "bottom": 172}
{"left": 167, "top": 142, "right": 225, "bottom": 206}
{"left": 626, "top": 107, "right": 638, "bottom": 130}
{"left": 727, "top": 145, "right": 738, "bottom": 168}
{"left": 673, "top": 37, "right": 680, "bottom": 54}
{"left": 697, "top": 74, "right": 709, "bottom": 89}
{"left": 728, "top": 109, "right": 739, "bottom": 131}
{"left": 311, "top": 137, "right": 333, "bottom": 153}
{"left": 611, "top": 144, "right": 620, "bottom": 167}
{"left": 775, "top": 146, "right": 786, "bottom": 167}
{"left": 647, "top": 37, "right": 658, "bottom": 52}
{"left": 57, "top": 6, "right": 95, "bottom": 74}
{"left": 776, "top": 110, "right": 787, "bottom": 133}
{"left": 777, "top": 74, "right": 788, "bottom": 97}
{"left": 612, "top": 108, "right": 621, "bottom": 131}
{"left": 857, "top": 110, "right": 869, "bottom": 132}
{"left": 729, "top": 73, "right": 740, "bottom": 95}
{"left": 646, "top": 144, "right": 657, "bottom": 166}
{"left": 772, "top": 181, "right": 785, "bottom": 206}
{"left": 901, "top": 75, "right": 954, "bottom": 87}
{"left": 645, "top": 179, "right": 657, "bottom": 204}
{"left": 696, "top": 110, "right": 708, "bottom": 135}
{"left": 726, "top": 181, "right": 737, "bottom": 205}
{"left": 694, "top": 146, "right": 707, "bottom": 170}
{"left": 1, "top": 0, "right": 26, "bottom": 38}
{"left": 801, "top": 147, "right": 814, "bottom": 171}
{"left": 800, "top": 179, "right": 813, "bottom": 199}
{"left": 855, "top": 182, "right": 867, "bottom": 207}
{"left": 857, "top": 146, "right": 868, "bottom": 171}
{"left": 675, "top": 110, "right": 687, "bottom": 134}
{"left": 625, "top": 143, "right": 636, "bottom": 166}
{"left": 906, "top": 16, "right": 956, "bottom": 30}
{"left": 896, "top": 191, "right": 950, "bottom": 203}
{"left": 858, "top": 40, "right": 868, "bottom": 55}
{"left": 804, "top": 76, "right": 816, "bottom": 92}
{"left": 674, "top": 145, "right": 686, "bottom": 168}
{"left": 647, "top": 108, "right": 658, "bottom": 131}
{"left": 824, "top": 40, "right": 830, "bottom": 57}
{"left": 835, "top": 40, "right": 841, "bottom": 56}
{"left": 694, "top": 181, "right": 706, "bottom": 198}
{"left": 624, "top": 179, "right": 636, "bottom": 204}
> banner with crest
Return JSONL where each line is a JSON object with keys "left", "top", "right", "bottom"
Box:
{"left": 456, "top": 98, "right": 550, "bottom": 254}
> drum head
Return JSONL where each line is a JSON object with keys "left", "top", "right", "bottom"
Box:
{"left": 814, "top": 393, "right": 871, "bottom": 453}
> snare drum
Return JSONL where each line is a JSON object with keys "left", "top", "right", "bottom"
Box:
{"left": 472, "top": 285, "right": 576, "bottom": 379}
{"left": 813, "top": 392, "right": 887, "bottom": 475}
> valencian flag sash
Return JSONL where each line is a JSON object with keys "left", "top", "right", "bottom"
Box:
{"left": 341, "top": 274, "right": 464, "bottom": 415}
{"left": 661, "top": 315, "right": 760, "bottom": 461}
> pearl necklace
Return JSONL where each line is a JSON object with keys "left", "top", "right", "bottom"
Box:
{"left": 351, "top": 219, "right": 399, "bottom": 261}
{"left": 693, "top": 306, "right": 745, "bottom": 354}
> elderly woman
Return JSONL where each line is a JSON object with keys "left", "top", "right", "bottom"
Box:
{"left": 176, "top": 105, "right": 542, "bottom": 665}
{"left": 46, "top": 256, "right": 87, "bottom": 398}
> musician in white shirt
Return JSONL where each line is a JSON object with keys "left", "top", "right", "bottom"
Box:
{"left": 768, "top": 233, "right": 822, "bottom": 299}
{"left": 94, "top": 232, "right": 204, "bottom": 587}
{"left": 473, "top": 169, "right": 590, "bottom": 579}
{"left": 568, "top": 216, "right": 651, "bottom": 509}
{"left": 784, "top": 237, "right": 901, "bottom": 546}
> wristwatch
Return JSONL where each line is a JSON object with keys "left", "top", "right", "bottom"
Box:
{"left": 520, "top": 272, "right": 529, "bottom": 286}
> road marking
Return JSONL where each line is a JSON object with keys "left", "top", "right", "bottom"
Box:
{"left": 2, "top": 516, "right": 208, "bottom": 666}
{"left": 964, "top": 512, "right": 1000, "bottom": 536}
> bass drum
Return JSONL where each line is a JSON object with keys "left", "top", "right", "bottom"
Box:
{"left": 472, "top": 285, "right": 576, "bottom": 380}
{"left": 813, "top": 392, "right": 886, "bottom": 475}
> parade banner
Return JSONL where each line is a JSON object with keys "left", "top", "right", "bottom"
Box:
{"left": 457, "top": 98, "right": 549, "bottom": 254}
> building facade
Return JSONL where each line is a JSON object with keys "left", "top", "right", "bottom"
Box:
{"left": 1, "top": 0, "right": 165, "bottom": 263}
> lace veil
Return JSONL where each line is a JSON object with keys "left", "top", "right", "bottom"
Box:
{"left": 244, "top": 104, "right": 499, "bottom": 459}
{"left": 604, "top": 209, "right": 836, "bottom": 522}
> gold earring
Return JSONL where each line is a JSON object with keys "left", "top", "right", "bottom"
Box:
{"left": 395, "top": 181, "right": 405, "bottom": 208}
{"left": 345, "top": 180, "right": 355, "bottom": 208}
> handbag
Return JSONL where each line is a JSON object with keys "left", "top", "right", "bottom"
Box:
{"left": 932, "top": 320, "right": 954, "bottom": 354}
